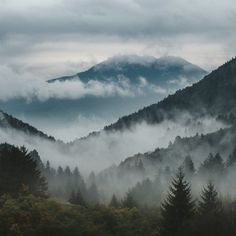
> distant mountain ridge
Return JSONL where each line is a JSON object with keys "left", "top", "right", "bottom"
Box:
{"left": 0, "top": 110, "right": 55, "bottom": 141}
{"left": 48, "top": 55, "right": 206, "bottom": 86}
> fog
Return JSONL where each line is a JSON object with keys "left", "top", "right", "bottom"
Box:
{"left": 0, "top": 113, "right": 225, "bottom": 173}
{"left": 0, "top": 65, "right": 133, "bottom": 101}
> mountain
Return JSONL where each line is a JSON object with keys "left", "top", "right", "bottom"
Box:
{"left": 49, "top": 55, "right": 206, "bottom": 86}
{"left": 105, "top": 57, "right": 236, "bottom": 131}
{"left": 0, "top": 110, "right": 55, "bottom": 141}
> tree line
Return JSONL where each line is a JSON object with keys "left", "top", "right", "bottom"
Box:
{"left": 1, "top": 142, "right": 236, "bottom": 235}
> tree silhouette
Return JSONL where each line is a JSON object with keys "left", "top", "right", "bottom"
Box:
{"left": 69, "top": 189, "right": 87, "bottom": 207}
{"left": 159, "top": 168, "right": 194, "bottom": 236}
{"left": 122, "top": 191, "right": 138, "bottom": 209}
{"left": 109, "top": 194, "right": 120, "bottom": 208}
{"left": 198, "top": 181, "right": 221, "bottom": 215}
{"left": 194, "top": 181, "right": 223, "bottom": 236}
{"left": 182, "top": 155, "right": 195, "bottom": 177}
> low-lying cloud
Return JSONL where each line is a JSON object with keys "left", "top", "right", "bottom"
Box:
{"left": 0, "top": 113, "right": 225, "bottom": 173}
{"left": 0, "top": 64, "right": 182, "bottom": 102}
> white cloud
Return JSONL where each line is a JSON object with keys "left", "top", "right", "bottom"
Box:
{"left": 0, "top": 113, "right": 225, "bottom": 173}
{"left": 0, "top": 65, "right": 136, "bottom": 101}
{"left": 0, "top": 64, "right": 187, "bottom": 102}
{"left": 0, "top": 0, "right": 235, "bottom": 71}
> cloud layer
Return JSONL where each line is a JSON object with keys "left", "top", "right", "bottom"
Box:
{"left": 0, "top": 64, "right": 179, "bottom": 102}
{"left": 0, "top": 0, "right": 236, "bottom": 73}
{"left": 0, "top": 112, "right": 225, "bottom": 173}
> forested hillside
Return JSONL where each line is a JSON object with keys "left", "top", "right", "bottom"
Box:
{"left": 105, "top": 57, "right": 236, "bottom": 131}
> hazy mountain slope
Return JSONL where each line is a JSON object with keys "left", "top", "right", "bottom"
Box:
{"left": 105, "top": 57, "right": 236, "bottom": 131}
{"left": 120, "top": 125, "right": 236, "bottom": 171}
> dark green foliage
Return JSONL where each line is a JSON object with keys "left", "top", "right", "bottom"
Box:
{"left": 0, "top": 143, "right": 47, "bottom": 197}
{"left": 0, "top": 194, "right": 156, "bottom": 236}
{"left": 159, "top": 169, "right": 194, "bottom": 236}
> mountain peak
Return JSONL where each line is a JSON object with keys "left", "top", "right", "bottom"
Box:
{"left": 48, "top": 54, "right": 206, "bottom": 84}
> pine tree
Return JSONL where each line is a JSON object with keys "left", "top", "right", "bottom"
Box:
{"left": 182, "top": 155, "right": 195, "bottom": 176}
{"left": 87, "top": 182, "right": 99, "bottom": 204}
{"left": 69, "top": 189, "right": 87, "bottom": 207}
{"left": 159, "top": 168, "right": 194, "bottom": 236}
{"left": 109, "top": 194, "right": 120, "bottom": 208}
{"left": 122, "top": 191, "right": 138, "bottom": 209}
{"left": 195, "top": 182, "right": 223, "bottom": 236}
{"left": 198, "top": 181, "right": 221, "bottom": 215}
{"left": 199, "top": 153, "right": 224, "bottom": 176}
{"left": 227, "top": 147, "right": 236, "bottom": 167}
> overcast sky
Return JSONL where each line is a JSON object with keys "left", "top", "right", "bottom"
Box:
{"left": 0, "top": 0, "right": 236, "bottom": 78}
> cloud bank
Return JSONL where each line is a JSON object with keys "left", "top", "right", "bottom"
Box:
{"left": 0, "top": 113, "right": 225, "bottom": 173}
{"left": 0, "top": 64, "right": 179, "bottom": 101}
{"left": 0, "top": 0, "right": 236, "bottom": 72}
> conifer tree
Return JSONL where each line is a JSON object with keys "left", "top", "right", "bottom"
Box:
{"left": 195, "top": 182, "right": 223, "bottom": 236}
{"left": 227, "top": 147, "right": 236, "bottom": 167}
{"left": 198, "top": 181, "right": 221, "bottom": 215}
{"left": 109, "top": 194, "right": 120, "bottom": 208}
{"left": 87, "top": 182, "right": 99, "bottom": 204}
{"left": 159, "top": 168, "right": 194, "bottom": 236}
{"left": 182, "top": 155, "right": 195, "bottom": 176}
{"left": 69, "top": 189, "right": 87, "bottom": 207}
{"left": 122, "top": 191, "right": 138, "bottom": 208}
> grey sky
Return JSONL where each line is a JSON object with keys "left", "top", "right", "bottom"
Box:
{"left": 0, "top": 0, "right": 236, "bottom": 77}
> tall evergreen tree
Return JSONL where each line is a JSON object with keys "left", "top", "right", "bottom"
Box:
{"left": 182, "top": 155, "right": 195, "bottom": 177}
{"left": 87, "top": 182, "right": 99, "bottom": 204}
{"left": 69, "top": 189, "right": 87, "bottom": 207}
{"left": 227, "top": 147, "right": 236, "bottom": 167}
{"left": 194, "top": 182, "right": 223, "bottom": 236}
{"left": 198, "top": 181, "right": 221, "bottom": 215}
{"left": 122, "top": 191, "right": 138, "bottom": 209}
{"left": 109, "top": 194, "right": 120, "bottom": 208}
{"left": 159, "top": 168, "right": 194, "bottom": 236}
